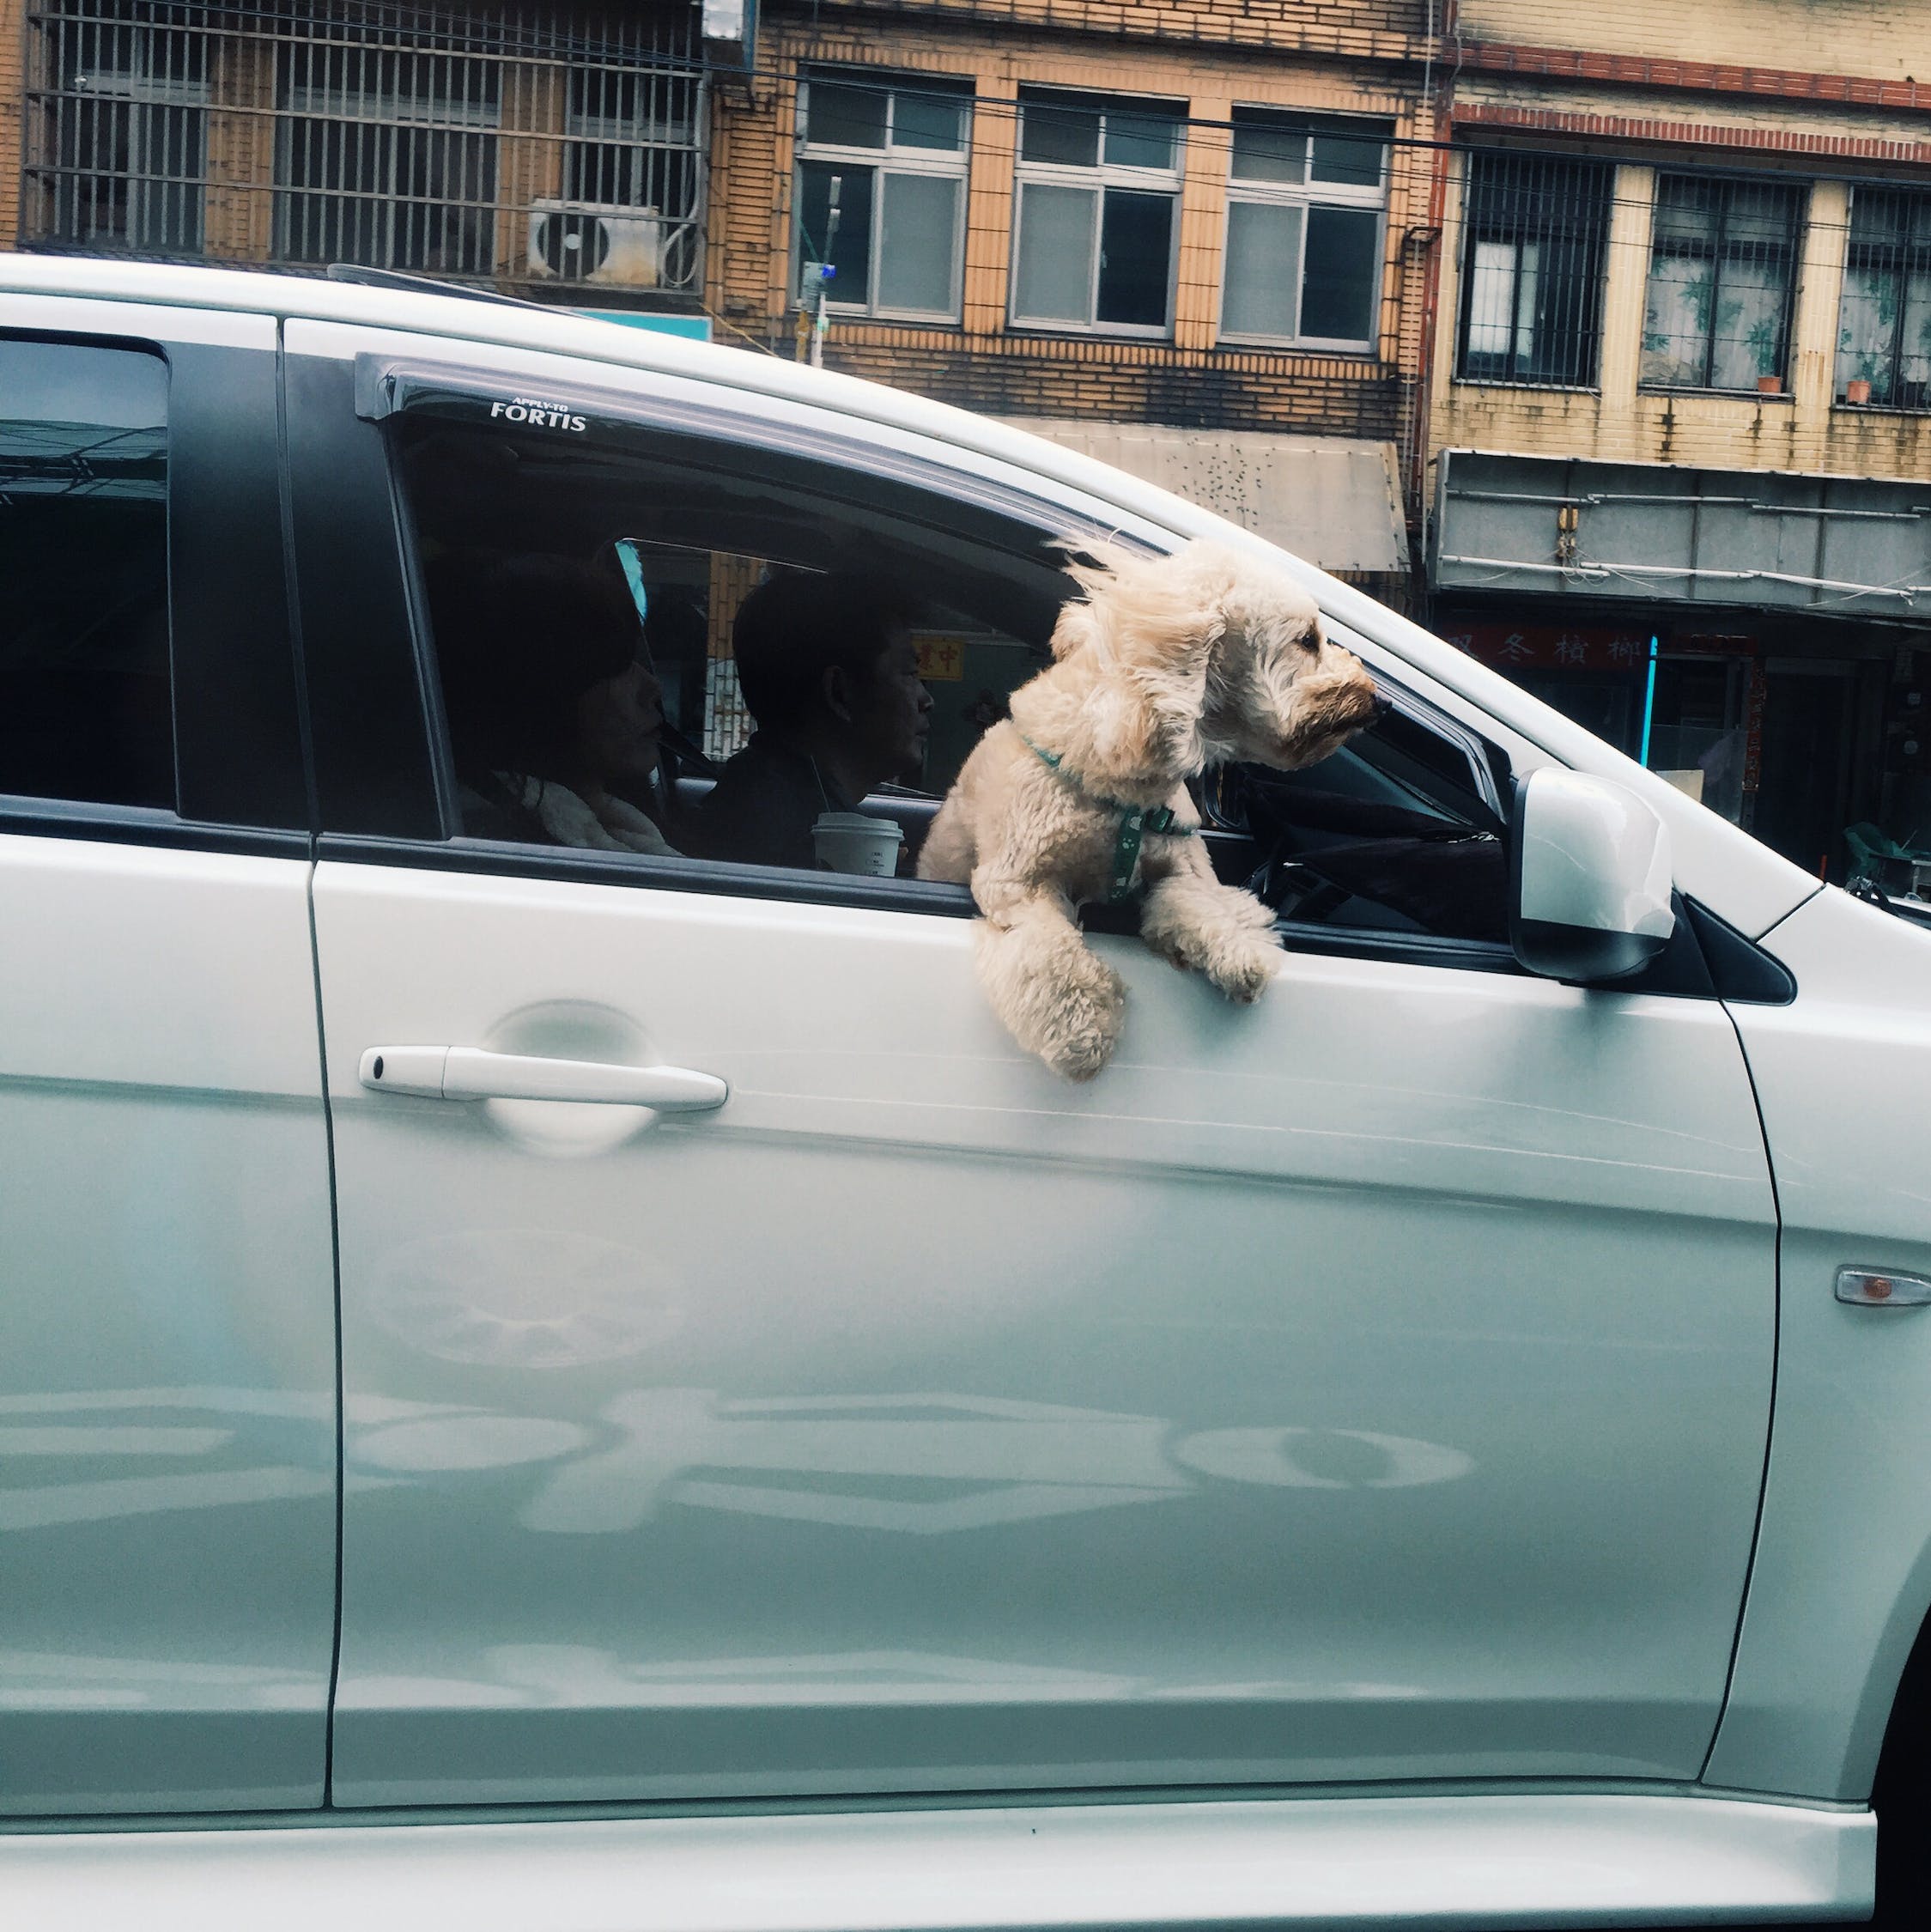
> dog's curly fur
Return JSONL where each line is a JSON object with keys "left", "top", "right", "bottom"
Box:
{"left": 919, "top": 540, "right": 1381, "bottom": 1079}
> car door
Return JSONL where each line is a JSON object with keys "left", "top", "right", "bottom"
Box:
{"left": 0, "top": 301, "right": 337, "bottom": 1814}
{"left": 288, "top": 320, "right": 1777, "bottom": 1808}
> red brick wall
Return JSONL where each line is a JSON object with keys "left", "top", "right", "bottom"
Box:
{"left": 1, "top": 0, "right": 26, "bottom": 252}
{"left": 1453, "top": 100, "right": 1931, "bottom": 168}
{"left": 813, "top": 333, "right": 1410, "bottom": 440}
{"left": 1456, "top": 40, "right": 1931, "bottom": 115}
{"left": 785, "top": 0, "right": 1432, "bottom": 61}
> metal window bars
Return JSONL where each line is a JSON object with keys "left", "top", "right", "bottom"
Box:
{"left": 1837, "top": 187, "right": 1931, "bottom": 410}
{"left": 23, "top": 0, "right": 708, "bottom": 300}
{"left": 1456, "top": 149, "right": 1612, "bottom": 388}
{"left": 1640, "top": 173, "right": 1804, "bottom": 392}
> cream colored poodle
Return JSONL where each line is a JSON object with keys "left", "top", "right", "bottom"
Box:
{"left": 919, "top": 540, "right": 1382, "bottom": 1079}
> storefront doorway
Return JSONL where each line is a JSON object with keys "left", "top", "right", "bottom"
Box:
{"left": 1436, "top": 617, "right": 1758, "bottom": 827}
{"left": 1752, "top": 661, "right": 1855, "bottom": 880}
{"left": 1435, "top": 609, "right": 1893, "bottom": 878}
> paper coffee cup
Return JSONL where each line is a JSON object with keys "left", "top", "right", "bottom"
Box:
{"left": 812, "top": 811, "right": 902, "bottom": 876}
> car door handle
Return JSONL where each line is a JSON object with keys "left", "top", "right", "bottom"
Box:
{"left": 357, "top": 1046, "right": 728, "bottom": 1111}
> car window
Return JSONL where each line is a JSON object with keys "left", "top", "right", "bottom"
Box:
{"left": 0, "top": 337, "right": 174, "bottom": 811}
{"left": 388, "top": 397, "right": 1511, "bottom": 947}
{"left": 1204, "top": 705, "right": 1512, "bottom": 945}
{"left": 390, "top": 406, "right": 1067, "bottom": 871}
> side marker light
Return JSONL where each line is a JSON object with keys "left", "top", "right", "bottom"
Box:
{"left": 1837, "top": 1267, "right": 1931, "bottom": 1308}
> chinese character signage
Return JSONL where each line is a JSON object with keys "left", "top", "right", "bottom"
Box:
{"left": 914, "top": 635, "right": 968, "bottom": 682}
{"left": 1445, "top": 623, "right": 1653, "bottom": 672}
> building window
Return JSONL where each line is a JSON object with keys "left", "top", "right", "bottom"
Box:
{"left": 1455, "top": 151, "right": 1611, "bottom": 386}
{"left": 1837, "top": 187, "right": 1931, "bottom": 409}
{"left": 1641, "top": 174, "right": 1805, "bottom": 392}
{"left": 1011, "top": 88, "right": 1183, "bottom": 336}
{"left": 793, "top": 72, "right": 971, "bottom": 322}
{"left": 33, "top": 0, "right": 208, "bottom": 255}
{"left": 556, "top": 64, "right": 705, "bottom": 294}
{"left": 24, "top": 0, "right": 708, "bottom": 297}
{"left": 1219, "top": 109, "right": 1389, "bottom": 349}
{"left": 275, "top": 39, "right": 501, "bottom": 277}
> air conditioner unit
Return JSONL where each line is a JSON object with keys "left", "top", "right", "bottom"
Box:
{"left": 527, "top": 201, "right": 663, "bottom": 289}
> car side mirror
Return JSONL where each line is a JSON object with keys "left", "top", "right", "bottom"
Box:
{"left": 1510, "top": 769, "right": 1675, "bottom": 983}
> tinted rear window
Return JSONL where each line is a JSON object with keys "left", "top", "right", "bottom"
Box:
{"left": 0, "top": 339, "right": 173, "bottom": 811}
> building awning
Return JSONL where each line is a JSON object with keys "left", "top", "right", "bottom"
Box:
{"left": 1432, "top": 449, "right": 1931, "bottom": 617}
{"left": 1000, "top": 422, "right": 1410, "bottom": 575}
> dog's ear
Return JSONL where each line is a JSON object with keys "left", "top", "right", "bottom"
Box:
{"left": 1058, "top": 543, "right": 1232, "bottom": 788}
{"left": 1066, "top": 544, "right": 1232, "bottom": 672}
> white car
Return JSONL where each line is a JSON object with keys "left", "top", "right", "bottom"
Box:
{"left": 1, "top": 255, "right": 1926, "bottom": 1931}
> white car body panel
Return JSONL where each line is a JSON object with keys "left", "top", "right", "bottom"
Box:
{"left": 1703, "top": 887, "right": 1931, "bottom": 1801}
{"left": 0, "top": 1794, "right": 1874, "bottom": 1930}
{"left": 0, "top": 836, "right": 337, "bottom": 1811}
{"left": 315, "top": 860, "right": 1773, "bottom": 1806}
{"left": 1, "top": 258, "right": 1922, "bottom": 1920}
{"left": 0, "top": 283, "right": 296, "bottom": 352}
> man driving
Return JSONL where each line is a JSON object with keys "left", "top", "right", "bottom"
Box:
{"left": 695, "top": 570, "right": 932, "bottom": 871}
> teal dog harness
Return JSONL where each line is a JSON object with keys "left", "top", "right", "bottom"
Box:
{"left": 1022, "top": 735, "right": 1195, "bottom": 903}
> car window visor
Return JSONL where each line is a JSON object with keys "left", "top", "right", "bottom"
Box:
{"left": 353, "top": 355, "right": 1163, "bottom": 555}
{"left": 1315, "top": 634, "right": 1510, "bottom": 829}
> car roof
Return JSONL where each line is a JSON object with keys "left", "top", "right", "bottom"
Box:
{"left": 0, "top": 254, "right": 1128, "bottom": 501}
{"left": 3, "top": 256, "right": 1295, "bottom": 579}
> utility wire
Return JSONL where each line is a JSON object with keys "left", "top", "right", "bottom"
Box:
{"left": 42, "top": 0, "right": 1931, "bottom": 205}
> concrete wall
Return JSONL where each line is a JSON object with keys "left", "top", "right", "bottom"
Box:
{"left": 1458, "top": 0, "right": 1931, "bottom": 86}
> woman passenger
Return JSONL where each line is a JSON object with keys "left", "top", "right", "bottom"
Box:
{"left": 439, "top": 553, "right": 677, "bottom": 856}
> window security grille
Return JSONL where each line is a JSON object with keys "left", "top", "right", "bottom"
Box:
{"left": 1011, "top": 88, "right": 1184, "bottom": 336}
{"left": 1837, "top": 187, "right": 1931, "bottom": 410}
{"left": 1641, "top": 174, "right": 1805, "bottom": 392}
{"left": 33, "top": 0, "right": 209, "bottom": 253}
{"left": 23, "top": 0, "right": 707, "bottom": 299}
{"left": 1455, "top": 150, "right": 1611, "bottom": 387}
{"left": 1220, "top": 110, "right": 1391, "bottom": 350}
{"left": 793, "top": 72, "right": 972, "bottom": 322}
{"left": 275, "top": 37, "right": 502, "bottom": 276}
{"left": 562, "top": 63, "right": 702, "bottom": 288}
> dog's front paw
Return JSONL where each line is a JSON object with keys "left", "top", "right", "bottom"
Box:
{"left": 1145, "top": 885, "right": 1283, "bottom": 1003}
{"left": 1037, "top": 956, "right": 1127, "bottom": 1080}
{"left": 1205, "top": 924, "right": 1283, "bottom": 1004}
{"left": 978, "top": 914, "right": 1128, "bottom": 1080}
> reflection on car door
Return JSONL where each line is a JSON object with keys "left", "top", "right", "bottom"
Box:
{"left": 314, "top": 858, "right": 1774, "bottom": 1807}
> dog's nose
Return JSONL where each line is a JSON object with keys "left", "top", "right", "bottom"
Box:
{"left": 1369, "top": 688, "right": 1394, "bottom": 722}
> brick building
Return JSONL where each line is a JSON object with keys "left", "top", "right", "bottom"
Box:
{"left": 1423, "top": 0, "right": 1931, "bottom": 878}
{"left": 0, "top": 0, "right": 739, "bottom": 308}
{"left": 703, "top": 0, "right": 1443, "bottom": 599}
